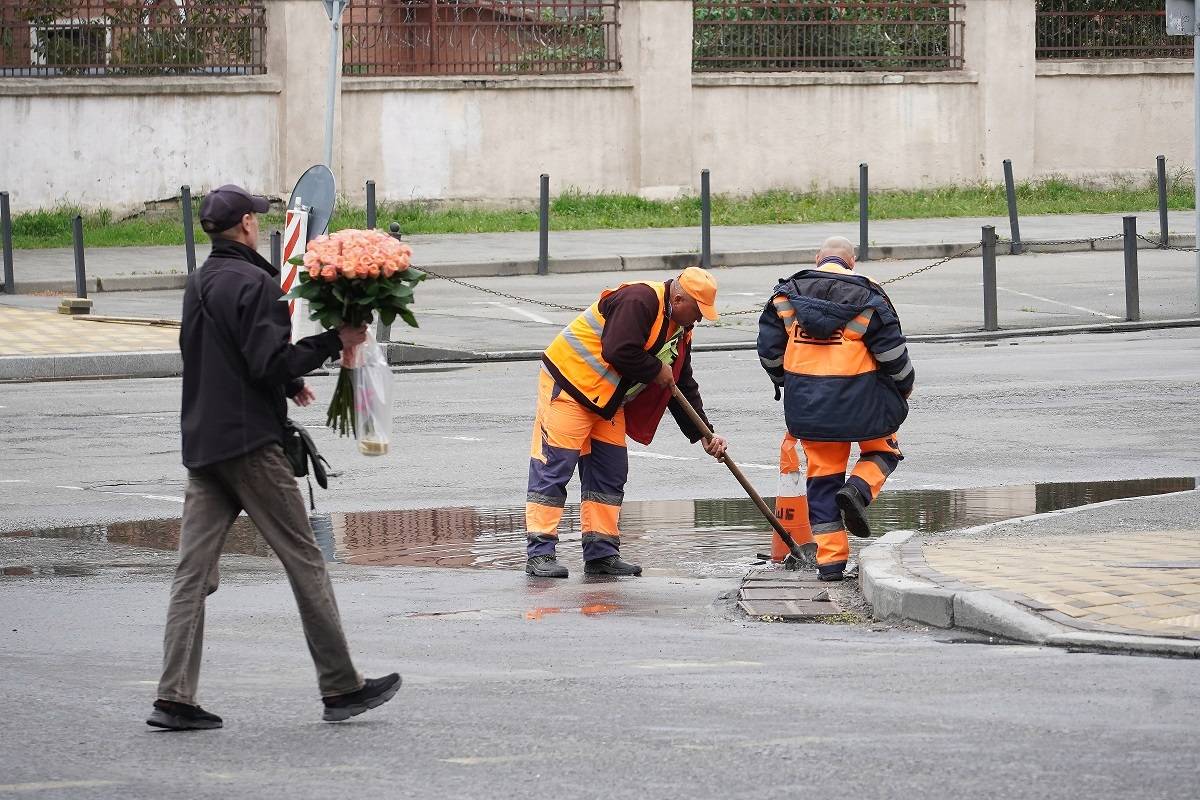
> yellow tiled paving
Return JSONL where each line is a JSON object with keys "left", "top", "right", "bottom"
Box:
{"left": 0, "top": 306, "right": 178, "bottom": 356}
{"left": 922, "top": 531, "right": 1200, "bottom": 638}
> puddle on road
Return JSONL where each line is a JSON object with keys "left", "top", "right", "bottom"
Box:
{"left": 3, "top": 477, "right": 1193, "bottom": 579}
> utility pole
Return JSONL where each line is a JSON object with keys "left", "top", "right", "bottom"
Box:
{"left": 322, "top": 0, "right": 349, "bottom": 170}
{"left": 1166, "top": 0, "right": 1200, "bottom": 310}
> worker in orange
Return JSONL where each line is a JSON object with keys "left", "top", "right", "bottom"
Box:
{"left": 525, "top": 268, "right": 728, "bottom": 578}
{"left": 757, "top": 236, "right": 914, "bottom": 581}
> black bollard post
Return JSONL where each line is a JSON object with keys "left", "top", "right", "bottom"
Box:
{"left": 1, "top": 191, "right": 14, "bottom": 294}
{"left": 366, "top": 179, "right": 376, "bottom": 230}
{"left": 858, "top": 162, "right": 869, "bottom": 261}
{"left": 982, "top": 225, "right": 998, "bottom": 331}
{"left": 538, "top": 174, "right": 549, "bottom": 276}
{"left": 377, "top": 222, "right": 405, "bottom": 343}
{"left": 700, "top": 169, "right": 712, "bottom": 269}
{"left": 1156, "top": 155, "right": 1169, "bottom": 248}
{"left": 72, "top": 215, "right": 88, "bottom": 299}
{"left": 1123, "top": 215, "right": 1141, "bottom": 322}
{"left": 181, "top": 185, "right": 197, "bottom": 274}
{"left": 1003, "top": 159, "right": 1023, "bottom": 255}
{"left": 270, "top": 229, "right": 282, "bottom": 272}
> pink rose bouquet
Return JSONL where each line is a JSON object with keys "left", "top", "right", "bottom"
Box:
{"left": 287, "top": 228, "right": 425, "bottom": 446}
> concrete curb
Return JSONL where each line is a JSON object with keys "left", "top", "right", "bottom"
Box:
{"left": 857, "top": 506, "right": 1200, "bottom": 658}
{"left": 5, "top": 317, "right": 1200, "bottom": 380}
{"left": 5, "top": 233, "right": 1193, "bottom": 294}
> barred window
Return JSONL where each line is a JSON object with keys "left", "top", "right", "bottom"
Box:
{"left": 1036, "top": 0, "right": 1193, "bottom": 59}
{"left": 342, "top": 0, "right": 620, "bottom": 77}
{"left": 0, "top": 0, "right": 266, "bottom": 78}
{"left": 693, "top": 0, "right": 965, "bottom": 73}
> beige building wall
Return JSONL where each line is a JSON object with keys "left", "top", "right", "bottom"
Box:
{"left": 0, "top": 0, "right": 1193, "bottom": 212}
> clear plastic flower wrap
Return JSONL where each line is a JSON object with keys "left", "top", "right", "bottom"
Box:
{"left": 349, "top": 329, "right": 392, "bottom": 456}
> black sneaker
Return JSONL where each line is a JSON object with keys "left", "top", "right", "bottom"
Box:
{"left": 584, "top": 555, "right": 642, "bottom": 576}
{"left": 146, "top": 699, "right": 223, "bottom": 731}
{"left": 836, "top": 484, "right": 873, "bottom": 539}
{"left": 322, "top": 673, "right": 402, "bottom": 722}
{"left": 526, "top": 555, "right": 568, "bottom": 578}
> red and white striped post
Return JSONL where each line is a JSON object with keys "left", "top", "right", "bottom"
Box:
{"left": 281, "top": 198, "right": 311, "bottom": 343}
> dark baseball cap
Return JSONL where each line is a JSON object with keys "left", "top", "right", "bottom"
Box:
{"left": 199, "top": 184, "right": 270, "bottom": 234}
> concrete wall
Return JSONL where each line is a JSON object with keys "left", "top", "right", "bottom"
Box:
{"left": 0, "top": 0, "right": 1193, "bottom": 212}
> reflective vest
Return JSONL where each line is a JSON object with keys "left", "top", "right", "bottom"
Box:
{"left": 777, "top": 297, "right": 877, "bottom": 380}
{"left": 543, "top": 281, "right": 673, "bottom": 419}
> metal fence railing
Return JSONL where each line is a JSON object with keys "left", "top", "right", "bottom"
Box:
{"left": 0, "top": 0, "right": 266, "bottom": 78}
{"left": 342, "top": 0, "right": 620, "bottom": 77}
{"left": 1036, "top": 1, "right": 1193, "bottom": 60}
{"left": 693, "top": 0, "right": 965, "bottom": 73}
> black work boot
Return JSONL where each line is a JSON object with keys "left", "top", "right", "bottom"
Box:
{"left": 585, "top": 555, "right": 642, "bottom": 576}
{"left": 146, "top": 699, "right": 223, "bottom": 731}
{"left": 526, "top": 555, "right": 568, "bottom": 578}
{"left": 835, "top": 484, "right": 872, "bottom": 539}
{"left": 818, "top": 571, "right": 845, "bottom": 583}
{"left": 322, "top": 673, "right": 402, "bottom": 722}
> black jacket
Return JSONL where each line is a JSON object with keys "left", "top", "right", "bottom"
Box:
{"left": 758, "top": 266, "right": 914, "bottom": 441}
{"left": 179, "top": 238, "right": 342, "bottom": 469}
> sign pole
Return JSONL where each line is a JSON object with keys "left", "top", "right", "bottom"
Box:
{"left": 1167, "top": 1, "right": 1200, "bottom": 309}
{"left": 322, "top": 0, "right": 348, "bottom": 170}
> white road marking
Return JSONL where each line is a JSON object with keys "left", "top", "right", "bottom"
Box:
{"left": 444, "top": 436, "right": 484, "bottom": 442}
{"left": 53, "top": 485, "right": 84, "bottom": 491}
{"left": 996, "top": 286, "right": 1122, "bottom": 320}
{"left": 0, "top": 780, "right": 118, "bottom": 792}
{"left": 736, "top": 462, "right": 776, "bottom": 471}
{"left": 628, "top": 451, "right": 693, "bottom": 461}
{"left": 634, "top": 660, "right": 763, "bottom": 670}
{"left": 469, "top": 300, "right": 555, "bottom": 325}
{"left": 93, "top": 490, "right": 184, "bottom": 504}
{"left": 440, "top": 755, "right": 534, "bottom": 766}
{"left": 0, "top": 480, "right": 29, "bottom": 484}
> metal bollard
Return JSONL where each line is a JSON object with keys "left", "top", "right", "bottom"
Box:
{"left": 700, "top": 169, "right": 712, "bottom": 269}
{"left": 377, "top": 222, "right": 404, "bottom": 343}
{"left": 181, "top": 185, "right": 197, "bottom": 274}
{"left": 72, "top": 215, "right": 88, "bottom": 299}
{"left": 538, "top": 174, "right": 549, "bottom": 276}
{"left": 270, "top": 230, "right": 282, "bottom": 272}
{"left": 858, "top": 162, "right": 869, "bottom": 262}
{"left": 982, "top": 225, "right": 998, "bottom": 331}
{"left": 1, "top": 191, "right": 14, "bottom": 294}
{"left": 1156, "top": 155, "right": 1169, "bottom": 248}
{"left": 366, "top": 179, "right": 376, "bottom": 230}
{"left": 1003, "top": 159, "right": 1023, "bottom": 255}
{"left": 1122, "top": 215, "right": 1141, "bottom": 322}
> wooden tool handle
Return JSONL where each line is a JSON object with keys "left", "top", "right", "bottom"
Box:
{"left": 668, "top": 385, "right": 797, "bottom": 545}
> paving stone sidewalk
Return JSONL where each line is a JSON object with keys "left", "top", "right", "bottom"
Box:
{"left": 859, "top": 490, "right": 1200, "bottom": 657}
{"left": 0, "top": 306, "right": 178, "bottom": 356}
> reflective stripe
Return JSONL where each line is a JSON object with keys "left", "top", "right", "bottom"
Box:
{"left": 580, "top": 308, "right": 605, "bottom": 336}
{"left": 560, "top": 327, "right": 617, "bottom": 387}
{"left": 893, "top": 361, "right": 914, "bottom": 381}
{"left": 760, "top": 355, "right": 784, "bottom": 368}
{"left": 527, "top": 492, "right": 567, "bottom": 508}
{"left": 812, "top": 521, "right": 845, "bottom": 534}
{"left": 773, "top": 297, "right": 796, "bottom": 317}
{"left": 858, "top": 453, "right": 896, "bottom": 476}
{"left": 845, "top": 309, "right": 874, "bottom": 335}
{"left": 582, "top": 490, "right": 623, "bottom": 506}
{"left": 874, "top": 343, "right": 907, "bottom": 362}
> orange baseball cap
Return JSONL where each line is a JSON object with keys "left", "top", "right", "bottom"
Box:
{"left": 678, "top": 266, "right": 719, "bottom": 321}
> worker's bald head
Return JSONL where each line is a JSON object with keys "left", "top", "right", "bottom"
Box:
{"left": 816, "top": 236, "right": 857, "bottom": 270}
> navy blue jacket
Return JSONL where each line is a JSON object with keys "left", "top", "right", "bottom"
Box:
{"left": 757, "top": 266, "right": 914, "bottom": 441}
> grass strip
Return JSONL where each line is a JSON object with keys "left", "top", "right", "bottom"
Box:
{"left": 9, "top": 178, "right": 1195, "bottom": 250}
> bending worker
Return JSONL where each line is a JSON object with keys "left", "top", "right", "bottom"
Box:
{"left": 524, "top": 267, "right": 728, "bottom": 578}
{"left": 757, "top": 236, "right": 914, "bottom": 582}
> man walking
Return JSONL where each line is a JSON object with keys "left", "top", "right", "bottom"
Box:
{"left": 757, "top": 236, "right": 914, "bottom": 582}
{"left": 525, "top": 268, "right": 728, "bottom": 578}
{"left": 147, "top": 184, "right": 399, "bottom": 730}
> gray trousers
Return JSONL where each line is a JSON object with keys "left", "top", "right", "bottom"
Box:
{"left": 157, "top": 443, "right": 362, "bottom": 705}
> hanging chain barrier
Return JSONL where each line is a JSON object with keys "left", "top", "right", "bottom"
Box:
{"left": 1136, "top": 234, "right": 1199, "bottom": 253}
{"left": 412, "top": 229, "right": 1182, "bottom": 320}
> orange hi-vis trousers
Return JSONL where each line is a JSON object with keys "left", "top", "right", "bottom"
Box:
{"left": 773, "top": 434, "right": 813, "bottom": 561}
{"left": 801, "top": 434, "right": 903, "bottom": 577}
{"left": 526, "top": 369, "right": 628, "bottom": 561}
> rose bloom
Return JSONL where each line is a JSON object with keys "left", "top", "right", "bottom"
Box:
{"left": 367, "top": 264, "right": 381, "bottom": 279}
{"left": 303, "top": 250, "right": 322, "bottom": 269}
{"left": 308, "top": 266, "right": 320, "bottom": 280}
{"left": 320, "top": 265, "right": 338, "bottom": 281}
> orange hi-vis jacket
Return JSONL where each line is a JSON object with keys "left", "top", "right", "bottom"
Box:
{"left": 543, "top": 281, "right": 677, "bottom": 420}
